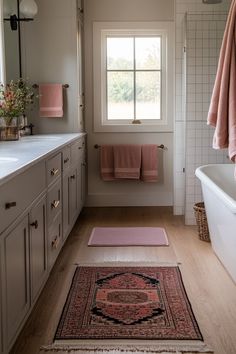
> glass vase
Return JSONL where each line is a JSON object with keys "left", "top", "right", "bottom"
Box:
{"left": 0, "top": 117, "right": 19, "bottom": 141}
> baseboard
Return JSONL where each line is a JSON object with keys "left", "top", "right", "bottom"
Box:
{"left": 86, "top": 193, "right": 173, "bottom": 207}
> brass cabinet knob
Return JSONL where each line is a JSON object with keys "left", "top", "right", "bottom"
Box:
{"left": 52, "top": 236, "right": 59, "bottom": 249}
{"left": 5, "top": 202, "right": 17, "bottom": 210}
{"left": 30, "top": 220, "right": 38, "bottom": 229}
{"left": 51, "top": 168, "right": 59, "bottom": 176}
{"left": 51, "top": 200, "right": 60, "bottom": 209}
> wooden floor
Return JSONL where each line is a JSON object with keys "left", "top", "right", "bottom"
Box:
{"left": 11, "top": 207, "right": 236, "bottom": 354}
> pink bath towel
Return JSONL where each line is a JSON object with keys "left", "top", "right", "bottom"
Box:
{"left": 100, "top": 145, "right": 115, "bottom": 181}
{"left": 141, "top": 145, "right": 158, "bottom": 182}
{"left": 113, "top": 145, "right": 141, "bottom": 179}
{"left": 39, "top": 84, "right": 63, "bottom": 117}
{"left": 207, "top": 0, "right": 236, "bottom": 173}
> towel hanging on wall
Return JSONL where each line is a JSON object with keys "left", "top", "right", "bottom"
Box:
{"left": 100, "top": 144, "right": 159, "bottom": 182}
{"left": 207, "top": 0, "right": 236, "bottom": 175}
{"left": 39, "top": 84, "right": 63, "bottom": 118}
{"left": 141, "top": 145, "right": 158, "bottom": 182}
{"left": 113, "top": 145, "right": 141, "bottom": 179}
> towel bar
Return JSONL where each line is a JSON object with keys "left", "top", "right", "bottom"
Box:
{"left": 32, "top": 84, "right": 69, "bottom": 89}
{"left": 94, "top": 144, "right": 166, "bottom": 150}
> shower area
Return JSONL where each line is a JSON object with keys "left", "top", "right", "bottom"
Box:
{"left": 174, "top": 0, "right": 231, "bottom": 225}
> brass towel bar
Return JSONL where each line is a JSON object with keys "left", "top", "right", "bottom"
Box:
{"left": 94, "top": 144, "right": 166, "bottom": 150}
{"left": 32, "top": 84, "right": 69, "bottom": 89}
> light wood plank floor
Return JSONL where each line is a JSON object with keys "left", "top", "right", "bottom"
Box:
{"left": 10, "top": 207, "right": 236, "bottom": 354}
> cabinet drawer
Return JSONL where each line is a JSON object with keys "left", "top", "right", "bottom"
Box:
{"left": 46, "top": 153, "right": 62, "bottom": 186}
{"left": 62, "top": 147, "right": 71, "bottom": 172}
{"left": 47, "top": 180, "right": 61, "bottom": 226}
{"left": 48, "top": 213, "right": 62, "bottom": 269}
{"left": 71, "top": 138, "right": 85, "bottom": 165}
{"left": 0, "top": 161, "right": 46, "bottom": 235}
{"left": 47, "top": 180, "right": 61, "bottom": 225}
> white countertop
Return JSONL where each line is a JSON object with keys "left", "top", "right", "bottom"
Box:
{"left": 0, "top": 133, "right": 86, "bottom": 186}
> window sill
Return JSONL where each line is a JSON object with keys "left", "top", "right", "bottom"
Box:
{"left": 94, "top": 122, "right": 173, "bottom": 133}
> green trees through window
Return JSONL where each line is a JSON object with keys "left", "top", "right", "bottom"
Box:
{"left": 106, "top": 37, "right": 161, "bottom": 120}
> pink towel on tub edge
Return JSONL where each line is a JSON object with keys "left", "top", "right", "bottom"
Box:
{"left": 100, "top": 145, "right": 115, "bottom": 181}
{"left": 141, "top": 144, "right": 158, "bottom": 182}
{"left": 113, "top": 145, "right": 141, "bottom": 179}
{"left": 39, "top": 84, "right": 63, "bottom": 118}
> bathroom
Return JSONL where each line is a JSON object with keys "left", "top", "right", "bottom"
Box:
{"left": 0, "top": 0, "right": 236, "bottom": 353}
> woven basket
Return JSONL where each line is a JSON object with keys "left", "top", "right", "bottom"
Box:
{"left": 193, "top": 202, "right": 210, "bottom": 242}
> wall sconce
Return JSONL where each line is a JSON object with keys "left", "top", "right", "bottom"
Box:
{"left": 4, "top": 0, "right": 38, "bottom": 31}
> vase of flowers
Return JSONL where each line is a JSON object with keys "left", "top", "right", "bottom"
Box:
{"left": 0, "top": 79, "right": 34, "bottom": 141}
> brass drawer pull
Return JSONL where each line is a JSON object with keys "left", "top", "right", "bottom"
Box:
{"left": 51, "top": 236, "right": 59, "bottom": 249}
{"left": 64, "top": 157, "right": 69, "bottom": 164}
{"left": 30, "top": 220, "right": 38, "bottom": 229}
{"left": 51, "top": 168, "right": 59, "bottom": 176}
{"left": 51, "top": 200, "right": 60, "bottom": 209}
{"left": 70, "top": 174, "right": 76, "bottom": 179}
{"left": 5, "top": 202, "right": 17, "bottom": 210}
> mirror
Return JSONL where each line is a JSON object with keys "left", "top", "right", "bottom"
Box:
{"left": 3, "top": 0, "right": 21, "bottom": 82}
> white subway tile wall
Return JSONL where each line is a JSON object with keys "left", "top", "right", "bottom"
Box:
{"left": 174, "top": 0, "right": 231, "bottom": 225}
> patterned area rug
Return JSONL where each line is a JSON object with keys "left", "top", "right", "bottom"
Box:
{"left": 55, "top": 266, "right": 202, "bottom": 341}
{"left": 41, "top": 265, "right": 213, "bottom": 353}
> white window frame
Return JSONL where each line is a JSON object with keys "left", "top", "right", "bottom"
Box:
{"left": 93, "top": 22, "right": 174, "bottom": 133}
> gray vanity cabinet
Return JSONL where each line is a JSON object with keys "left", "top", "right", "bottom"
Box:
{"left": 29, "top": 194, "right": 47, "bottom": 304}
{"left": 2, "top": 216, "right": 30, "bottom": 352}
{"left": 0, "top": 134, "right": 86, "bottom": 353}
{"left": 62, "top": 138, "right": 86, "bottom": 241}
{"left": 0, "top": 247, "right": 2, "bottom": 354}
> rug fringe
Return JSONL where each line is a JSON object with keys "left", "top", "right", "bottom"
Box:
{"left": 40, "top": 342, "right": 213, "bottom": 353}
{"left": 73, "top": 262, "right": 181, "bottom": 267}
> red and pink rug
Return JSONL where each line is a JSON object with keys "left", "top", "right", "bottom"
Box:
{"left": 88, "top": 227, "right": 169, "bottom": 246}
{"left": 55, "top": 266, "right": 202, "bottom": 341}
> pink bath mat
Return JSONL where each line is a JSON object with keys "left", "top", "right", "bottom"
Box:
{"left": 88, "top": 227, "right": 169, "bottom": 247}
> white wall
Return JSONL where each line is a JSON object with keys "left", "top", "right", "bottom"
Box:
{"left": 174, "top": 0, "right": 231, "bottom": 224}
{"left": 22, "top": 0, "right": 83, "bottom": 134}
{"left": 84, "top": 0, "right": 175, "bottom": 207}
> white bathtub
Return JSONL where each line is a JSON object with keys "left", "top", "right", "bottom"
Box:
{"left": 195, "top": 164, "right": 236, "bottom": 283}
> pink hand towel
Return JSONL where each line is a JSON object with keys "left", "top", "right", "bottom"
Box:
{"left": 141, "top": 145, "right": 158, "bottom": 182}
{"left": 113, "top": 145, "right": 141, "bottom": 179}
{"left": 207, "top": 0, "right": 236, "bottom": 171}
{"left": 100, "top": 145, "right": 115, "bottom": 181}
{"left": 39, "top": 84, "right": 63, "bottom": 117}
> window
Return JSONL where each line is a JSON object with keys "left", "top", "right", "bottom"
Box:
{"left": 107, "top": 36, "right": 161, "bottom": 121}
{"left": 93, "top": 22, "right": 174, "bottom": 132}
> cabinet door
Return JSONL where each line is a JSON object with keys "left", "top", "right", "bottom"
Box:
{"left": 62, "top": 172, "right": 70, "bottom": 241}
{"left": 29, "top": 195, "right": 47, "bottom": 303}
{"left": 81, "top": 159, "right": 86, "bottom": 207}
{"left": 63, "top": 166, "right": 79, "bottom": 240}
{"left": 0, "top": 243, "right": 2, "bottom": 354}
{"left": 3, "top": 216, "right": 30, "bottom": 350}
{"left": 69, "top": 166, "right": 78, "bottom": 224}
{"left": 77, "top": 152, "right": 86, "bottom": 213}
{"left": 48, "top": 213, "right": 62, "bottom": 270}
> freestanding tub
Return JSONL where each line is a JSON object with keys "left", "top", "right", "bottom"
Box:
{"left": 195, "top": 164, "right": 236, "bottom": 283}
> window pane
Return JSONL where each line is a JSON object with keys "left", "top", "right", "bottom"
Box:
{"left": 136, "top": 71, "right": 160, "bottom": 120}
{"left": 107, "top": 37, "right": 134, "bottom": 70}
{"left": 135, "top": 37, "right": 161, "bottom": 70}
{"left": 107, "top": 72, "right": 134, "bottom": 120}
